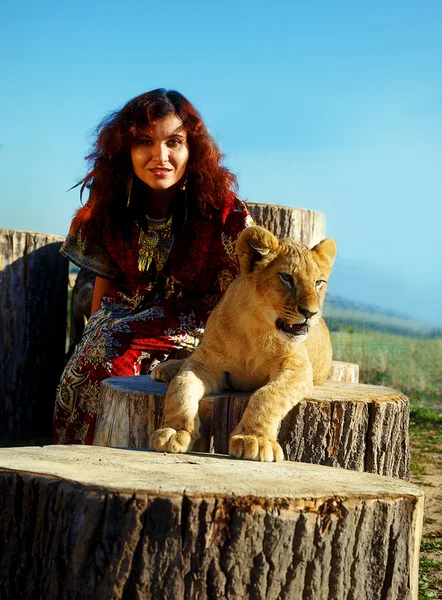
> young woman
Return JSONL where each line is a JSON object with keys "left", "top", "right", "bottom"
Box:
{"left": 54, "top": 88, "right": 253, "bottom": 444}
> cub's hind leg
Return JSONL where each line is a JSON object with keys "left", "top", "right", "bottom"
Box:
{"left": 150, "top": 361, "right": 224, "bottom": 454}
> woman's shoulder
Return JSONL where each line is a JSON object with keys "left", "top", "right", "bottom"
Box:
{"left": 217, "top": 195, "right": 248, "bottom": 222}
{"left": 182, "top": 194, "right": 253, "bottom": 238}
{"left": 194, "top": 195, "right": 249, "bottom": 233}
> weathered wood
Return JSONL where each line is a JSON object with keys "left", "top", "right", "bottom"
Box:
{"left": 94, "top": 376, "right": 410, "bottom": 479}
{"left": 0, "top": 445, "right": 423, "bottom": 600}
{"left": 0, "top": 228, "right": 68, "bottom": 443}
{"left": 246, "top": 202, "right": 326, "bottom": 248}
{"left": 328, "top": 360, "right": 359, "bottom": 383}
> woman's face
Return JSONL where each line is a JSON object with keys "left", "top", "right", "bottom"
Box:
{"left": 130, "top": 114, "right": 189, "bottom": 191}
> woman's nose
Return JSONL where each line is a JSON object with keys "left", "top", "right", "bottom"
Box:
{"left": 152, "top": 143, "right": 169, "bottom": 163}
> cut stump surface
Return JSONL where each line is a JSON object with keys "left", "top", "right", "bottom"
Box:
{"left": 0, "top": 445, "right": 423, "bottom": 600}
{"left": 94, "top": 374, "right": 410, "bottom": 480}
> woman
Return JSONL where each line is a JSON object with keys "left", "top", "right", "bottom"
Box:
{"left": 54, "top": 89, "right": 253, "bottom": 444}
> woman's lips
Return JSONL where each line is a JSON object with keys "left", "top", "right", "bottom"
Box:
{"left": 150, "top": 168, "right": 172, "bottom": 176}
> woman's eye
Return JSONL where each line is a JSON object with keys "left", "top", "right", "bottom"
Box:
{"left": 139, "top": 139, "right": 153, "bottom": 146}
{"left": 315, "top": 280, "right": 325, "bottom": 289}
{"left": 167, "top": 138, "right": 182, "bottom": 147}
{"left": 279, "top": 273, "right": 293, "bottom": 285}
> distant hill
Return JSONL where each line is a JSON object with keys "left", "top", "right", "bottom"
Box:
{"left": 328, "top": 258, "right": 442, "bottom": 327}
{"left": 324, "top": 295, "right": 442, "bottom": 338}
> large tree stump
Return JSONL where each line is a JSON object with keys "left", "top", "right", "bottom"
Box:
{"left": 0, "top": 229, "right": 68, "bottom": 443}
{"left": 94, "top": 375, "right": 410, "bottom": 480}
{"left": 0, "top": 445, "right": 423, "bottom": 600}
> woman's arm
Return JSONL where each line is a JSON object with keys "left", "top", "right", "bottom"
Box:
{"left": 91, "top": 276, "right": 113, "bottom": 315}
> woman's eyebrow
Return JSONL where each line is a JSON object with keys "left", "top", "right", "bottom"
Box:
{"left": 168, "top": 128, "right": 186, "bottom": 137}
{"left": 139, "top": 129, "right": 186, "bottom": 139}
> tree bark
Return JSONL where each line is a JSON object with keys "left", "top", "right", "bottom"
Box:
{"left": 246, "top": 202, "right": 326, "bottom": 248}
{"left": 328, "top": 360, "right": 359, "bottom": 383}
{"left": 0, "top": 445, "right": 422, "bottom": 600}
{"left": 0, "top": 229, "right": 68, "bottom": 443}
{"left": 94, "top": 375, "right": 409, "bottom": 480}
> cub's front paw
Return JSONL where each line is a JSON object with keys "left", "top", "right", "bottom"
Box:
{"left": 229, "top": 434, "right": 284, "bottom": 462}
{"left": 151, "top": 359, "right": 184, "bottom": 383}
{"left": 150, "top": 427, "right": 192, "bottom": 453}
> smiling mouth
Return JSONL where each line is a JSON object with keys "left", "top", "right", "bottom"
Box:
{"left": 276, "top": 318, "right": 308, "bottom": 337}
{"left": 150, "top": 168, "right": 172, "bottom": 174}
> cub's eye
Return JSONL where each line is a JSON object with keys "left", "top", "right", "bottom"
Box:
{"left": 279, "top": 273, "right": 294, "bottom": 285}
{"left": 315, "top": 280, "right": 326, "bottom": 289}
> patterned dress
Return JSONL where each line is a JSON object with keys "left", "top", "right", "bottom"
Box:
{"left": 54, "top": 197, "right": 253, "bottom": 444}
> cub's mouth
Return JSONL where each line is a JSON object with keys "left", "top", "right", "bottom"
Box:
{"left": 276, "top": 318, "right": 308, "bottom": 338}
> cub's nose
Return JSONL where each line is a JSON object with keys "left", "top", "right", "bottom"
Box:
{"left": 299, "top": 306, "right": 318, "bottom": 319}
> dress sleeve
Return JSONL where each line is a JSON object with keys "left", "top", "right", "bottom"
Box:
{"left": 217, "top": 198, "right": 255, "bottom": 293}
{"left": 60, "top": 226, "right": 123, "bottom": 281}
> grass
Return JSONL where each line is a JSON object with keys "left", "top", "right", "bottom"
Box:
{"left": 421, "top": 537, "right": 442, "bottom": 552}
{"left": 330, "top": 329, "right": 442, "bottom": 406}
{"left": 330, "top": 327, "right": 442, "bottom": 598}
{"left": 411, "top": 415, "right": 442, "bottom": 598}
{"left": 419, "top": 555, "right": 442, "bottom": 599}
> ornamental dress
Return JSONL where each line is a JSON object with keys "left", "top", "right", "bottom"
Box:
{"left": 54, "top": 196, "right": 252, "bottom": 444}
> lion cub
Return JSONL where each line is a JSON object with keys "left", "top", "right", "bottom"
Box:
{"left": 150, "top": 226, "right": 337, "bottom": 462}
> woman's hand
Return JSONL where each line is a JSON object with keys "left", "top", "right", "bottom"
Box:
{"left": 91, "top": 276, "right": 112, "bottom": 315}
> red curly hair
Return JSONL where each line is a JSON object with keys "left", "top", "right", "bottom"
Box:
{"left": 70, "top": 89, "right": 238, "bottom": 236}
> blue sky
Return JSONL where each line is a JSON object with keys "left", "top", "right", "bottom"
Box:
{"left": 1, "top": 1, "right": 442, "bottom": 322}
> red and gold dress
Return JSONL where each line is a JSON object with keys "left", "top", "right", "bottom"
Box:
{"left": 54, "top": 197, "right": 252, "bottom": 444}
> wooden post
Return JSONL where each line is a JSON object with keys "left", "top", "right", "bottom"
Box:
{"left": 0, "top": 445, "right": 423, "bottom": 600}
{"left": 0, "top": 229, "right": 68, "bottom": 443}
{"left": 328, "top": 360, "right": 359, "bottom": 383}
{"left": 94, "top": 374, "right": 410, "bottom": 480}
{"left": 247, "top": 202, "right": 327, "bottom": 248}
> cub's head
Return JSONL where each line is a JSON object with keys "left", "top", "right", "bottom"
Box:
{"left": 236, "top": 226, "right": 336, "bottom": 342}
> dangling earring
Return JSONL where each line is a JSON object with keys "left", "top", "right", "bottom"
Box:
{"left": 127, "top": 172, "right": 134, "bottom": 207}
{"left": 180, "top": 175, "right": 188, "bottom": 192}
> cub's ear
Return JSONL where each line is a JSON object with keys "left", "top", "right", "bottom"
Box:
{"left": 310, "top": 238, "right": 337, "bottom": 279}
{"left": 236, "top": 226, "right": 279, "bottom": 275}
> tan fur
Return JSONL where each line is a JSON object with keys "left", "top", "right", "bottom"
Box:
{"left": 150, "top": 226, "right": 337, "bottom": 462}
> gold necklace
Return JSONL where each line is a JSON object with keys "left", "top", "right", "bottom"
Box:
{"left": 138, "top": 214, "right": 174, "bottom": 272}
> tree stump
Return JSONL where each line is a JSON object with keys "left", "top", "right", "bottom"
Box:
{"left": 0, "top": 445, "right": 422, "bottom": 600}
{"left": 93, "top": 374, "right": 410, "bottom": 480}
{"left": 0, "top": 229, "right": 68, "bottom": 443}
{"left": 246, "top": 202, "right": 327, "bottom": 248}
{"left": 328, "top": 360, "right": 359, "bottom": 383}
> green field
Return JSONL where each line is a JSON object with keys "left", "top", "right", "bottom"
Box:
{"left": 331, "top": 329, "right": 442, "bottom": 407}
{"left": 329, "top": 322, "right": 442, "bottom": 598}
